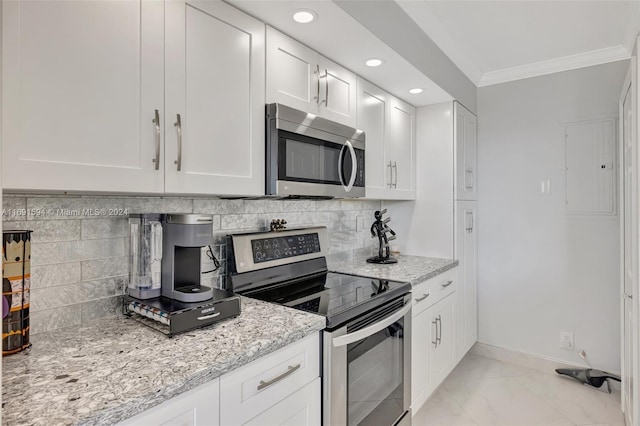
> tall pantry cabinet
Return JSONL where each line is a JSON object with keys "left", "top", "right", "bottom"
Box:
{"left": 453, "top": 102, "right": 478, "bottom": 358}
{"left": 386, "top": 100, "right": 478, "bottom": 361}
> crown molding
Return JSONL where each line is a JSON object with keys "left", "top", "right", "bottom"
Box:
{"left": 478, "top": 45, "right": 631, "bottom": 87}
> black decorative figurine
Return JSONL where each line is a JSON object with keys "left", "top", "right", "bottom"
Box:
{"left": 367, "top": 209, "right": 398, "bottom": 264}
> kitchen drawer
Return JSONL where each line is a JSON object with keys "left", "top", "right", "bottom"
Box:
{"left": 220, "top": 333, "right": 320, "bottom": 425}
{"left": 411, "top": 269, "right": 456, "bottom": 316}
{"left": 244, "top": 378, "right": 321, "bottom": 426}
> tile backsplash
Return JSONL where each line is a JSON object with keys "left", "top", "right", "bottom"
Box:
{"left": 2, "top": 194, "right": 381, "bottom": 335}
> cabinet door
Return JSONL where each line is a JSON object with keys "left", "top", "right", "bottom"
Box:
{"left": 266, "top": 27, "right": 319, "bottom": 114}
{"left": 117, "top": 378, "right": 220, "bottom": 426}
{"left": 244, "top": 378, "right": 321, "bottom": 426}
{"left": 431, "top": 293, "right": 456, "bottom": 386}
{"left": 318, "top": 56, "right": 357, "bottom": 127}
{"left": 386, "top": 97, "right": 416, "bottom": 199}
{"left": 454, "top": 102, "right": 477, "bottom": 200}
{"left": 165, "top": 0, "right": 265, "bottom": 196}
{"left": 357, "top": 78, "right": 389, "bottom": 198}
{"left": 2, "top": 0, "right": 164, "bottom": 193}
{"left": 411, "top": 305, "right": 433, "bottom": 410}
{"left": 454, "top": 201, "right": 478, "bottom": 360}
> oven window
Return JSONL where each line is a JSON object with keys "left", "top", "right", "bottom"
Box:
{"left": 347, "top": 317, "right": 405, "bottom": 426}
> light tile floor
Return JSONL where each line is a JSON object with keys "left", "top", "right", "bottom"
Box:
{"left": 413, "top": 353, "right": 625, "bottom": 426}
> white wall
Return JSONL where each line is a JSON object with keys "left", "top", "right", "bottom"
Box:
{"left": 478, "top": 60, "right": 628, "bottom": 373}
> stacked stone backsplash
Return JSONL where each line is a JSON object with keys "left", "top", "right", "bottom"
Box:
{"left": 2, "top": 194, "right": 381, "bottom": 335}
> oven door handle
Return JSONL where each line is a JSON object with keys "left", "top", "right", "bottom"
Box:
{"left": 332, "top": 303, "right": 411, "bottom": 347}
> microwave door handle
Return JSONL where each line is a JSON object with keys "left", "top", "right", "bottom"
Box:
{"left": 332, "top": 303, "right": 411, "bottom": 347}
{"left": 344, "top": 140, "right": 357, "bottom": 192}
{"left": 337, "top": 143, "right": 347, "bottom": 187}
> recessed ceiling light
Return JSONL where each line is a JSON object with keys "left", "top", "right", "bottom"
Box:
{"left": 293, "top": 10, "right": 316, "bottom": 23}
{"left": 365, "top": 58, "right": 383, "bottom": 67}
{"left": 409, "top": 88, "right": 423, "bottom": 94}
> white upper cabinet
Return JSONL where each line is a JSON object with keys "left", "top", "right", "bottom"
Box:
{"left": 357, "top": 78, "right": 389, "bottom": 195}
{"left": 3, "top": 0, "right": 264, "bottom": 196}
{"left": 2, "top": 0, "right": 165, "bottom": 193}
{"left": 165, "top": 0, "right": 265, "bottom": 196}
{"left": 357, "top": 78, "right": 415, "bottom": 200}
{"left": 388, "top": 97, "right": 416, "bottom": 197}
{"left": 266, "top": 27, "right": 357, "bottom": 127}
{"left": 454, "top": 101, "right": 478, "bottom": 200}
{"left": 266, "top": 27, "right": 318, "bottom": 113}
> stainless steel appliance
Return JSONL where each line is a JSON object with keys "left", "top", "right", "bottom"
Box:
{"left": 161, "top": 214, "right": 214, "bottom": 303}
{"left": 125, "top": 213, "right": 241, "bottom": 336}
{"left": 226, "top": 227, "right": 411, "bottom": 426}
{"left": 266, "top": 103, "right": 366, "bottom": 198}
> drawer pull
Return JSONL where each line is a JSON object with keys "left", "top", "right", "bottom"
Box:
{"left": 440, "top": 280, "right": 453, "bottom": 288}
{"left": 257, "top": 364, "right": 301, "bottom": 391}
{"left": 197, "top": 312, "right": 221, "bottom": 321}
{"left": 415, "top": 292, "right": 430, "bottom": 302}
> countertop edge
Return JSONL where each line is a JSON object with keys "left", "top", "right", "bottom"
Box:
{"left": 83, "top": 319, "right": 325, "bottom": 426}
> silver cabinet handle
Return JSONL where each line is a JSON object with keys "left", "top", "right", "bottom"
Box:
{"left": 393, "top": 161, "right": 398, "bottom": 188}
{"left": 324, "top": 69, "right": 329, "bottom": 107}
{"left": 466, "top": 168, "right": 474, "bottom": 190}
{"left": 470, "top": 211, "right": 474, "bottom": 233}
{"left": 315, "top": 64, "right": 320, "bottom": 104}
{"left": 437, "top": 315, "right": 442, "bottom": 344}
{"left": 441, "top": 280, "right": 453, "bottom": 288}
{"left": 465, "top": 211, "right": 473, "bottom": 233}
{"left": 197, "top": 312, "right": 220, "bottom": 321}
{"left": 432, "top": 317, "right": 438, "bottom": 347}
{"left": 174, "top": 114, "right": 182, "bottom": 172}
{"left": 257, "top": 364, "right": 301, "bottom": 391}
{"left": 152, "top": 109, "right": 160, "bottom": 170}
{"left": 388, "top": 161, "right": 393, "bottom": 188}
{"left": 415, "top": 292, "right": 430, "bottom": 302}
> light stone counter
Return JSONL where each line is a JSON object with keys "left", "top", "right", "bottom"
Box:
{"left": 329, "top": 255, "right": 458, "bottom": 285}
{"left": 2, "top": 296, "right": 325, "bottom": 426}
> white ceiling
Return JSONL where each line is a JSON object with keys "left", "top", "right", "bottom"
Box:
{"left": 226, "top": 0, "right": 454, "bottom": 106}
{"left": 396, "top": 0, "right": 638, "bottom": 87}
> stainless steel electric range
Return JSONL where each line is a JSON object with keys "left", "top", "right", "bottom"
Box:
{"left": 226, "top": 226, "right": 412, "bottom": 426}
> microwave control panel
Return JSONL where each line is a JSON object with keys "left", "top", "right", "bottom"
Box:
{"left": 251, "top": 233, "right": 321, "bottom": 263}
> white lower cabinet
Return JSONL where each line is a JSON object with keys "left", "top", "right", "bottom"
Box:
{"left": 118, "top": 378, "right": 220, "bottom": 426}
{"left": 411, "top": 270, "right": 457, "bottom": 413}
{"left": 118, "top": 333, "right": 320, "bottom": 426}
{"left": 244, "top": 378, "right": 321, "bottom": 426}
{"left": 220, "top": 333, "right": 320, "bottom": 425}
{"left": 454, "top": 201, "right": 478, "bottom": 361}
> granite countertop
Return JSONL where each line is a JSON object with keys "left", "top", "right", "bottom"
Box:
{"left": 329, "top": 255, "right": 458, "bottom": 285}
{"left": 2, "top": 296, "right": 325, "bottom": 426}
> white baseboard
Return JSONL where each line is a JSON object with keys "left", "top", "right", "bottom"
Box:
{"left": 471, "top": 342, "right": 621, "bottom": 391}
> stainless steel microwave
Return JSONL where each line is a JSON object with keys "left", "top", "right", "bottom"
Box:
{"left": 266, "top": 103, "right": 365, "bottom": 198}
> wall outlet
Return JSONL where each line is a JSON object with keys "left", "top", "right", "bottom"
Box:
{"left": 356, "top": 216, "right": 366, "bottom": 232}
{"left": 560, "top": 331, "right": 574, "bottom": 351}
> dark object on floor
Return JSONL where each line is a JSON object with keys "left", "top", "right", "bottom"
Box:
{"left": 555, "top": 368, "right": 621, "bottom": 394}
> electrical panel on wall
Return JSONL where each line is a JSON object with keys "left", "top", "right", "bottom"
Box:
{"left": 564, "top": 118, "right": 616, "bottom": 215}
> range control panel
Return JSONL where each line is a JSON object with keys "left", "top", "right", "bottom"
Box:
{"left": 251, "top": 233, "right": 321, "bottom": 263}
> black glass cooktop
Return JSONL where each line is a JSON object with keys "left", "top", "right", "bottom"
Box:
{"left": 240, "top": 272, "right": 411, "bottom": 330}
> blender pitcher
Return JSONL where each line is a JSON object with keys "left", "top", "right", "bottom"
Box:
{"left": 129, "top": 214, "right": 162, "bottom": 299}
